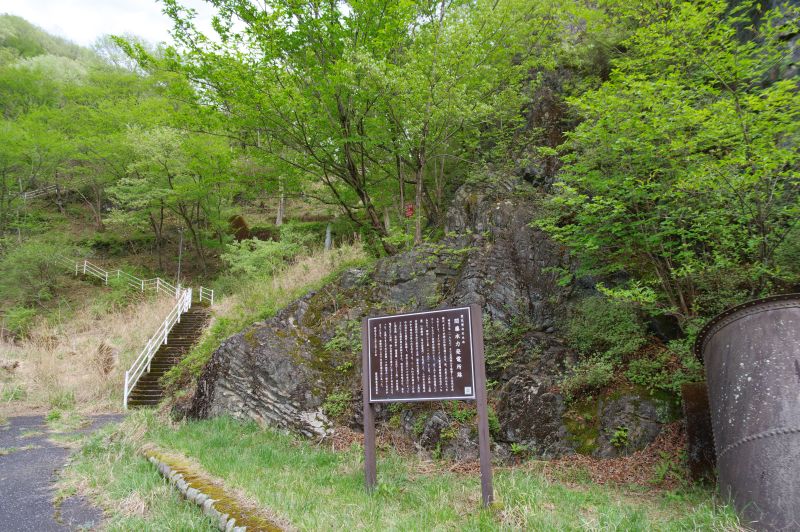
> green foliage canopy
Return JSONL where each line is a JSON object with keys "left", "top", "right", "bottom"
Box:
{"left": 540, "top": 0, "right": 800, "bottom": 325}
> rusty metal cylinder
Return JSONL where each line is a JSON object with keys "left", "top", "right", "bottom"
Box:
{"left": 695, "top": 294, "right": 800, "bottom": 531}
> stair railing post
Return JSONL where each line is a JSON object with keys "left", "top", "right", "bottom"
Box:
{"left": 163, "top": 319, "right": 168, "bottom": 345}
{"left": 124, "top": 371, "right": 129, "bottom": 409}
{"left": 105, "top": 271, "right": 108, "bottom": 285}
{"left": 83, "top": 260, "right": 87, "bottom": 275}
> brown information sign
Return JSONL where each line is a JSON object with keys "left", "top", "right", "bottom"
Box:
{"left": 361, "top": 304, "right": 493, "bottom": 506}
{"left": 367, "top": 307, "right": 475, "bottom": 402}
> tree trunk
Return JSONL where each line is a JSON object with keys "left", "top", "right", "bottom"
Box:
{"left": 149, "top": 204, "right": 165, "bottom": 270}
{"left": 414, "top": 159, "right": 424, "bottom": 245}
{"left": 275, "top": 190, "right": 285, "bottom": 226}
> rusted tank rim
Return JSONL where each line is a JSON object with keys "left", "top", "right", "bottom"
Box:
{"left": 693, "top": 293, "right": 800, "bottom": 362}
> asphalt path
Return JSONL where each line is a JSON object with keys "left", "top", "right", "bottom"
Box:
{"left": 0, "top": 414, "right": 122, "bottom": 531}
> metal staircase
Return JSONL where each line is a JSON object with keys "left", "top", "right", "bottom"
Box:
{"left": 125, "top": 305, "right": 209, "bottom": 408}
{"left": 57, "top": 257, "right": 214, "bottom": 409}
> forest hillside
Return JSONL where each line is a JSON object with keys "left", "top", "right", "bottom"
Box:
{"left": 0, "top": 1, "right": 798, "bottom": 528}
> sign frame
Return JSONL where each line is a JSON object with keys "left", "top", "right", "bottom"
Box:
{"left": 361, "top": 303, "right": 493, "bottom": 507}
{"left": 366, "top": 306, "right": 477, "bottom": 403}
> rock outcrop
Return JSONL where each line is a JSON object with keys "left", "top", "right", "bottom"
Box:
{"left": 187, "top": 181, "right": 677, "bottom": 459}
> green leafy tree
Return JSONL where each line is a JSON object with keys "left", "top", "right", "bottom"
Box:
{"left": 124, "top": 0, "right": 573, "bottom": 253}
{"left": 109, "top": 125, "right": 236, "bottom": 273}
{"left": 540, "top": 0, "right": 800, "bottom": 326}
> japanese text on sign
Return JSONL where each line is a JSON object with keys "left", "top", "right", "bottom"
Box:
{"left": 367, "top": 307, "right": 475, "bottom": 402}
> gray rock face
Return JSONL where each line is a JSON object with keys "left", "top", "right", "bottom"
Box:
{"left": 446, "top": 186, "right": 571, "bottom": 329}
{"left": 595, "top": 395, "right": 669, "bottom": 458}
{"left": 495, "top": 371, "right": 571, "bottom": 458}
{"left": 187, "top": 182, "right": 670, "bottom": 460}
{"left": 419, "top": 411, "right": 451, "bottom": 449}
{"left": 188, "top": 297, "right": 332, "bottom": 438}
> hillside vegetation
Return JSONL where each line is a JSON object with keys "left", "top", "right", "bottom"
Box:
{"left": 0, "top": 1, "right": 796, "bottom": 527}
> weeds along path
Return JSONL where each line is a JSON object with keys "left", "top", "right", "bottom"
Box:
{"left": 58, "top": 257, "right": 214, "bottom": 409}
{"left": 1, "top": 296, "right": 177, "bottom": 413}
{"left": 0, "top": 414, "right": 121, "bottom": 531}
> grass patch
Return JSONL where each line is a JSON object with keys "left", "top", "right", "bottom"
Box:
{"left": 45, "top": 409, "right": 87, "bottom": 432}
{"left": 0, "top": 444, "right": 41, "bottom": 456}
{"left": 163, "top": 244, "right": 371, "bottom": 391}
{"left": 75, "top": 412, "right": 740, "bottom": 530}
{"left": 1, "top": 383, "right": 26, "bottom": 402}
{"left": 58, "top": 416, "right": 215, "bottom": 531}
{"left": 0, "top": 292, "right": 175, "bottom": 412}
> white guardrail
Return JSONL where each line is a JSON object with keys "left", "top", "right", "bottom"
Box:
{"left": 22, "top": 184, "right": 60, "bottom": 200}
{"left": 22, "top": 179, "right": 89, "bottom": 201}
{"left": 59, "top": 257, "right": 214, "bottom": 303}
{"left": 123, "top": 286, "right": 192, "bottom": 408}
{"left": 57, "top": 256, "right": 214, "bottom": 408}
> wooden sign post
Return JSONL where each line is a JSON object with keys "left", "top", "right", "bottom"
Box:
{"left": 361, "top": 304, "right": 493, "bottom": 506}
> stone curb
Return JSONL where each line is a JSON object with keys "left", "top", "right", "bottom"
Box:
{"left": 147, "top": 455, "right": 246, "bottom": 532}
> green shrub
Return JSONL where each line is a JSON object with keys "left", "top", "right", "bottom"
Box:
{"left": 448, "top": 401, "right": 474, "bottom": 424}
{"left": 89, "top": 276, "right": 140, "bottom": 317}
{"left": 324, "top": 320, "right": 361, "bottom": 355}
{"left": 610, "top": 426, "right": 629, "bottom": 449}
{"left": 412, "top": 413, "right": 429, "bottom": 437}
{"left": 279, "top": 221, "right": 323, "bottom": 248}
{"left": 775, "top": 225, "right": 800, "bottom": 282}
{"left": 483, "top": 316, "right": 532, "bottom": 376}
{"left": 322, "top": 391, "right": 351, "bottom": 420}
{"left": 511, "top": 442, "right": 529, "bottom": 455}
{"left": 566, "top": 296, "right": 647, "bottom": 362}
{"left": 3, "top": 306, "right": 37, "bottom": 336}
{"left": 0, "top": 239, "right": 79, "bottom": 309}
{"left": 48, "top": 388, "right": 76, "bottom": 410}
{"left": 626, "top": 342, "right": 703, "bottom": 394}
{"left": 1, "top": 383, "right": 26, "bottom": 402}
{"left": 221, "top": 238, "right": 303, "bottom": 277}
{"left": 384, "top": 225, "right": 414, "bottom": 252}
{"left": 487, "top": 405, "right": 501, "bottom": 440}
{"left": 560, "top": 356, "right": 614, "bottom": 401}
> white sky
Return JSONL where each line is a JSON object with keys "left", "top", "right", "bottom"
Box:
{"left": 0, "top": 0, "right": 216, "bottom": 47}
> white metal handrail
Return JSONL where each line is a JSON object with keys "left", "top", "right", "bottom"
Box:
{"left": 22, "top": 179, "right": 88, "bottom": 201}
{"left": 63, "top": 257, "right": 181, "bottom": 298}
{"left": 199, "top": 286, "right": 214, "bottom": 305}
{"left": 22, "top": 184, "right": 60, "bottom": 200}
{"left": 123, "top": 287, "right": 192, "bottom": 408}
{"left": 55, "top": 256, "right": 213, "bottom": 409}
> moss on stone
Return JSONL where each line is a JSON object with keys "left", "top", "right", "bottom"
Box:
{"left": 145, "top": 449, "right": 283, "bottom": 531}
{"left": 243, "top": 328, "right": 259, "bottom": 348}
{"left": 562, "top": 397, "right": 601, "bottom": 455}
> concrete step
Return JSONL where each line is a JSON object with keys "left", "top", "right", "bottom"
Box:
{"left": 129, "top": 392, "right": 163, "bottom": 398}
{"left": 128, "top": 401, "right": 161, "bottom": 408}
{"left": 127, "top": 305, "right": 209, "bottom": 409}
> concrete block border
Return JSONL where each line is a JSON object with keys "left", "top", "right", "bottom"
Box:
{"left": 145, "top": 452, "right": 282, "bottom": 531}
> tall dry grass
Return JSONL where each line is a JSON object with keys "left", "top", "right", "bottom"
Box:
{"left": 160, "top": 243, "right": 371, "bottom": 391}
{"left": 213, "top": 242, "right": 369, "bottom": 322}
{"left": 0, "top": 295, "right": 175, "bottom": 413}
{"left": 0, "top": 243, "right": 369, "bottom": 414}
